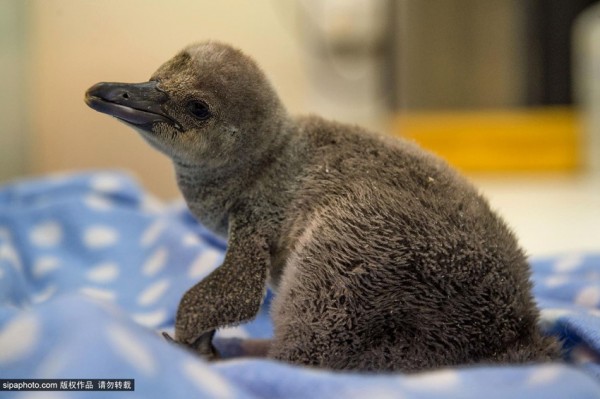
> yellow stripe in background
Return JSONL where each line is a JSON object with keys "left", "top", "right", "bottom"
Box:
{"left": 393, "top": 107, "right": 581, "bottom": 172}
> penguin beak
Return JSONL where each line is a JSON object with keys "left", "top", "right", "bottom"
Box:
{"left": 85, "top": 81, "right": 181, "bottom": 131}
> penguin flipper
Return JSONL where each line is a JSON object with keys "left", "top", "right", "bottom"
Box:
{"left": 174, "top": 213, "right": 270, "bottom": 356}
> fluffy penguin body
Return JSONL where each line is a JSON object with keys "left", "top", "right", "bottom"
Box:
{"left": 85, "top": 41, "right": 559, "bottom": 371}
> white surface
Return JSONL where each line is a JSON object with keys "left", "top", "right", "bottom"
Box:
{"left": 473, "top": 173, "right": 600, "bottom": 257}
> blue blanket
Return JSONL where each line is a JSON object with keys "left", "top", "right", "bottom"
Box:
{"left": 1, "top": 171, "right": 599, "bottom": 398}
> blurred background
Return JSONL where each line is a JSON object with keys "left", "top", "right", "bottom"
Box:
{"left": 0, "top": 0, "right": 599, "bottom": 255}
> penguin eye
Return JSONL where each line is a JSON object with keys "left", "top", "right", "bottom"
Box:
{"left": 186, "top": 100, "right": 211, "bottom": 120}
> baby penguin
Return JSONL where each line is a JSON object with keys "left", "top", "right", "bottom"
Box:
{"left": 85, "top": 41, "right": 559, "bottom": 371}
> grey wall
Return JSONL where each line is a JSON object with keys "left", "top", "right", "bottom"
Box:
{"left": 394, "top": 0, "right": 528, "bottom": 110}
{"left": 0, "top": 0, "right": 29, "bottom": 182}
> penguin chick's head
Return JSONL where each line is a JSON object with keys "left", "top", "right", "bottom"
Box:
{"left": 85, "top": 42, "right": 287, "bottom": 168}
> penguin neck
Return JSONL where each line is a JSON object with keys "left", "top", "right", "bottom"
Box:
{"left": 173, "top": 161, "right": 254, "bottom": 236}
{"left": 173, "top": 120, "right": 299, "bottom": 236}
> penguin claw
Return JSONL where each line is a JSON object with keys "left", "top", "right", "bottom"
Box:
{"left": 162, "top": 330, "right": 221, "bottom": 361}
{"left": 162, "top": 331, "right": 176, "bottom": 343}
